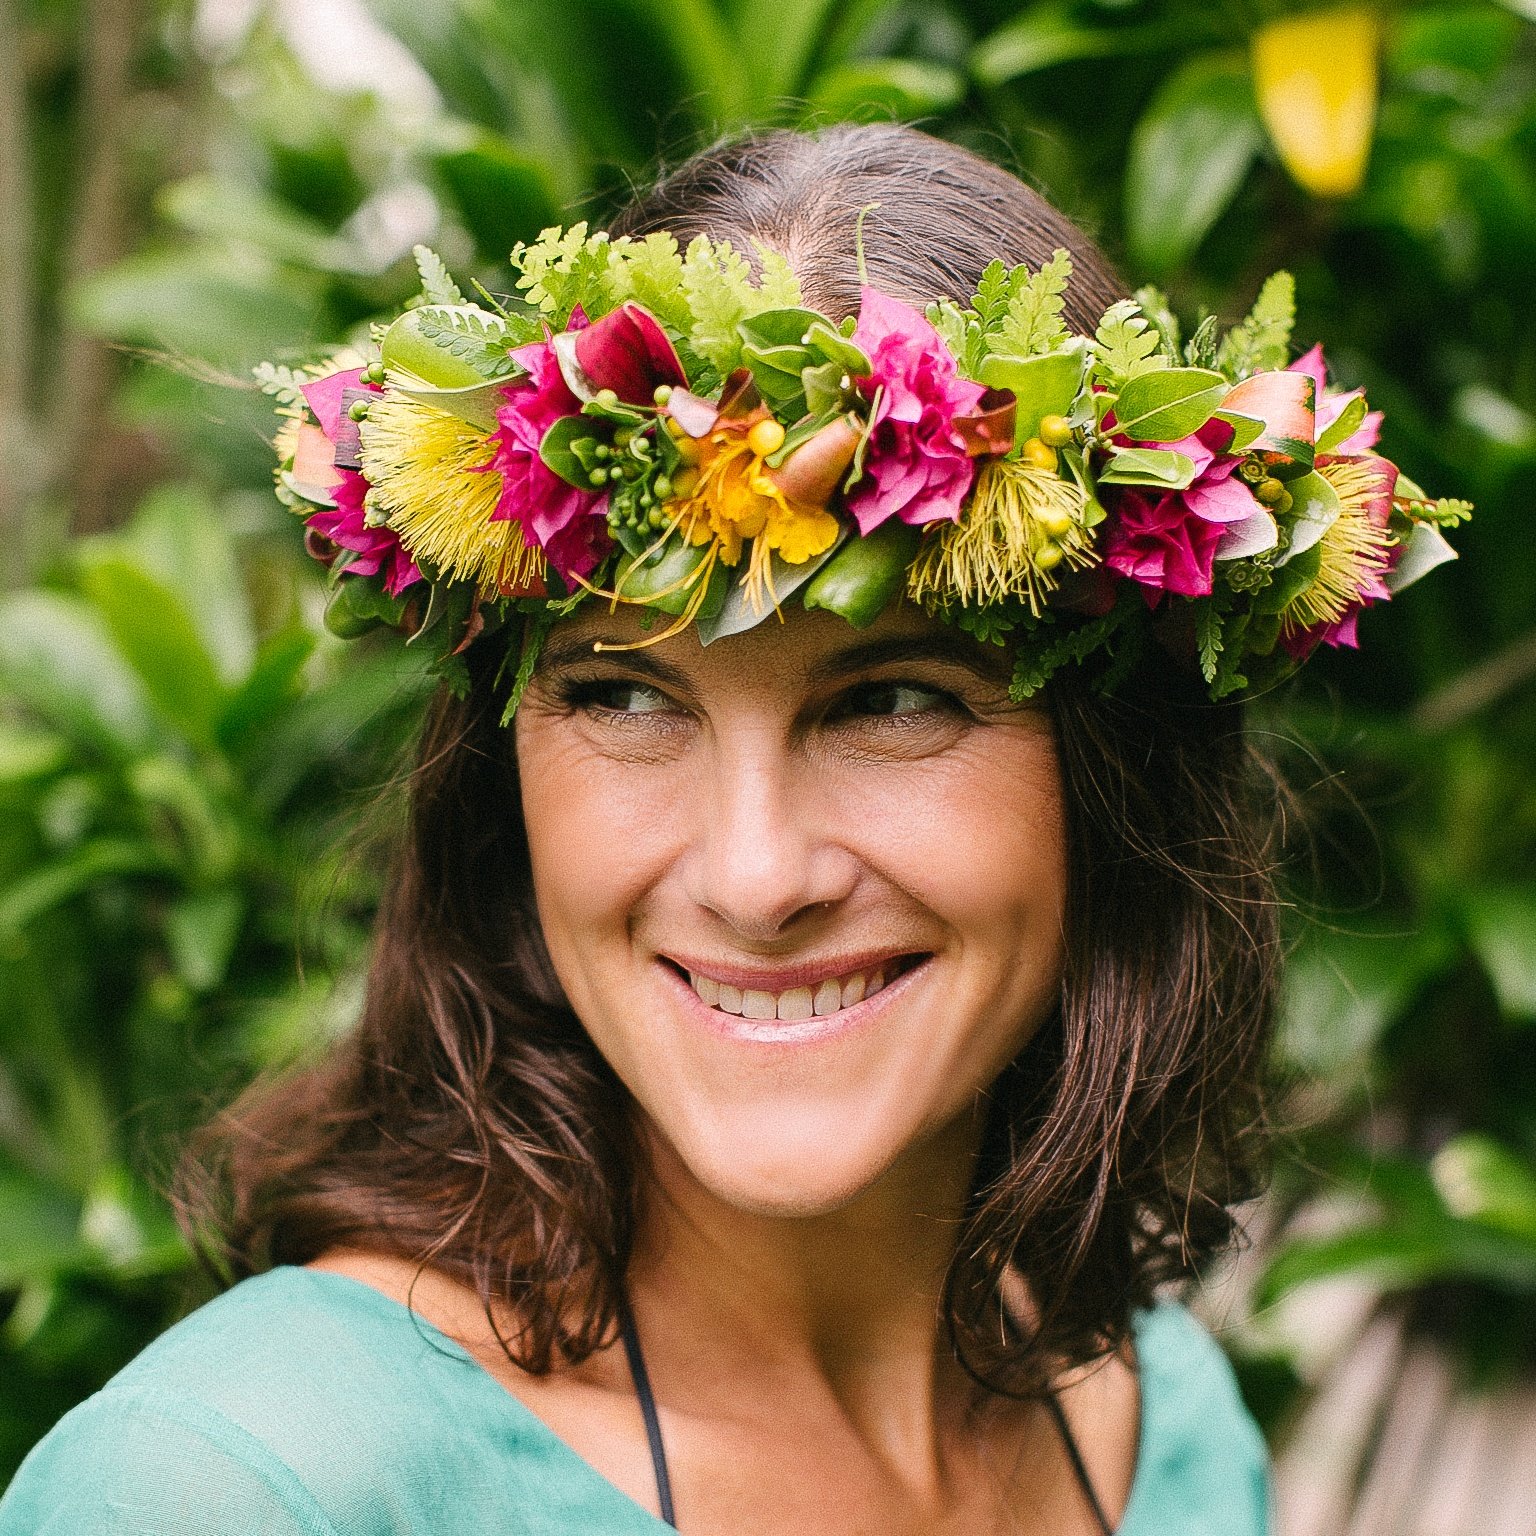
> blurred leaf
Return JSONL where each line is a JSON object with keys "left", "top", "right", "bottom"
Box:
{"left": 157, "top": 175, "right": 356, "bottom": 273}
{"left": 972, "top": 4, "right": 1194, "bottom": 87}
{"left": 0, "top": 729, "right": 69, "bottom": 787}
{"left": 217, "top": 628, "right": 317, "bottom": 750}
{"left": 165, "top": 889, "right": 245, "bottom": 994}
{"left": 69, "top": 250, "right": 323, "bottom": 368}
{"left": 0, "top": 1160, "right": 83, "bottom": 1286}
{"left": 110, "top": 486, "right": 257, "bottom": 688}
{"left": 1278, "top": 923, "right": 1457, "bottom": 1077}
{"left": 0, "top": 839, "right": 168, "bottom": 943}
{"left": 76, "top": 557, "right": 229, "bottom": 752}
{"left": 806, "top": 58, "right": 965, "bottom": 120}
{"left": 1251, "top": 6, "right": 1381, "bottom": 199}
{"left": 1433, "top": 1133, "right": 1536, "bottom": 1240}
{"left": 1125, "top": 54, "right": 1263, "bottom": 274}
{"left": 1462, "top": 886, "right": 1536, "bottom": 1021}
{"left": 0, "top": 594, "right": 158, "bottom": 759}
{"left": 433, "top": 129, "right": 562, "bottom": 262}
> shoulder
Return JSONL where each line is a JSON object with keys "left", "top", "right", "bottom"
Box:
{"left": 1121, "top": 1302, "right": 1272, "bottom": 1535}
{"left": 0, "top": 1267, "right": 517, "bottom": 1536}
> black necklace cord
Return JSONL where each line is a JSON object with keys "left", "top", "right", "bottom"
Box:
{"left": 616, "top": 1294, "right": 678, "bottom": 1529}
{"left": 1046, "top": 1391, "right": 1116, "bottom": 1536}
{"left": 617, "top": 1291, "right": 1110, "bottom": 1535}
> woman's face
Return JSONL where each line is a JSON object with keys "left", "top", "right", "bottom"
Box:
{"left": 515, "top": 599, "right": 1067, "bottom": 1217}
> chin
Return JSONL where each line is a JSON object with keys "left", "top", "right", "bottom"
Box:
{"left": 650, "top": 1090, "right": 935, "bottom": 1220}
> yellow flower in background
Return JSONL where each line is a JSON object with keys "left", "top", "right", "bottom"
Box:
{"left": 1252, "top": 7, "right": 1381, "bottom": 198}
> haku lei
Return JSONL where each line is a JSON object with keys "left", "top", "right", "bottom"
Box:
{"left": 257, "top": 229, "right": 1471, "bottom": 715}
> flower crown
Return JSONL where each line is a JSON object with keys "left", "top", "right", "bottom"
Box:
{"left": 259, "top": 227, "right": 1469, "bottom": 716}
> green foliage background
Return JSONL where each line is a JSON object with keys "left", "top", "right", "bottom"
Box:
{"left": 2, "top": 0, "right": 1534, "bottom": 1483}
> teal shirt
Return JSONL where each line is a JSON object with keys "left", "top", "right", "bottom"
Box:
{"left": 0, "top": 1268, "right": 1270, "bottom": 1533}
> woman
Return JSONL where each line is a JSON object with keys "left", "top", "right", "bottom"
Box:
{"left": 2, "top": 121, "right": 1463, "bottom": 1534}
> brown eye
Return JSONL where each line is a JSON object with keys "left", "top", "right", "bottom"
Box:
{"left": 563, "top": 679, "right": 678, "bottom": 716}
{"left": 836, "top": 682, "right": 959, "bottom": 719}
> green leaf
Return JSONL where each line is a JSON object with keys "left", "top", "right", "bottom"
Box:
{"left": 972, "top": 4, "right": 1195, "bottom": 87}
{"left": 414, "top": 244, "right": 465, "bottom": 305}
{"left": 806, "top": 58, "right": 964, "bottom": 119}
{"left": 1111, "top": 367, "right": 1228, "bottom": 441}
{"left": 111, "top": 484, "right": 256, "bottom": 687}
{"left": 166, "top": 888, "right": 245, "bottom": 994}
{"left": 976, "top": 350, "right": 1084, "bottom": 443}
{"left": 217, "top": 628, "right": 317, "bottom": 750}
{"left": 76, "top": 556, "right": 229, "bottom": 751}
{"left": 993, "top": 249, "right": 1073, "bottom": 359}
{"left": 0, "top": 592, "right": 157, "bottom": 757}
{"left": 512, "top": 223, "right": 621, "bottom": 322}
{"left": 158, "top": 175, "right": 351, "bottom": 272}
{"left": 1097, "top": 448, "right": 1199, "bottom": 489}
{"left": 0, "top": 838, "right": 169, "bottom": 942}
{"left": 0, "top": 1157, "right": 83, "bottom": 1285}
{"left": 1316, "top": 392, "right": 1368, "bottom": 453}
{"left": 1277, "top": 923, "right": 1456, "bottom": 1076}
{"left": 1278, "top": 471, "right": 1343, "bottom": 560}
{"left": 1126, "top": 55, "right": 1264, "bottom": 275}
{"left": 1432, "top": 1135, "right": 1536, "bottom": 1241}
{"left": 1463, "top": 886, "right": 1536, "bottom": 1020}
{"left": 539, "top": 414, "right": 602, "bottom": 489}
{"left": 1092, "top": 299, "right": 1167, "bottom": 390}
{"left": 432, "top": 135, "right": 561, "bottom": 265}
{"left": 1216, "top": 272, "right": 1297, "bottom": 378}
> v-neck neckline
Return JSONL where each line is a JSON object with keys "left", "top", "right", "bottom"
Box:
{"left": 287, "top": 1265, "right": 1155, "bottom": 1534}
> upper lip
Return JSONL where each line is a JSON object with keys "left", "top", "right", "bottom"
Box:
{"left": 657, "top": 949, "right": 927, "bottom": 994}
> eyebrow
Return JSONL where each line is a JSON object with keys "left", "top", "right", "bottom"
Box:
{"left": 802, "top": 633, "right": 1011, "bottom": 686}
{"left": 536, "top": 629, "right": 1009, "bottom": 689}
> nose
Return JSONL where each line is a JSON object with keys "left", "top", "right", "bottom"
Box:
{"left": 680, "top": 728, "right": 860, "bottom": 942}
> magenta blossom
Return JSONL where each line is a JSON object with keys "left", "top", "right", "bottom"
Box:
{"left": 1289, "top": 343, "right": 1381, "bottom": 454}
{"left": 845, "top": 287, "right": 986, "bottom": 534}
{"left": 299, "top": 368, "right": 421, "bottom": 597}
{"left": 488, "top": 334, "right": 612, "bottom": 583}
{"left": 1102, "top": 488, "right": 1227, "bottom": 601}
{"left": 1103, "top": 418, "right": 1271, "bottom": 601}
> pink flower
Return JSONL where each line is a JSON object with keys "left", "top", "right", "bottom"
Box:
{"left": 845, "top": 288, "right": 986, "bottom": 534}
{"left": 1102, "top": 489, "right": 1227, "bottom": 600}
{"left": 488, "top": 335, "right": 612, "bottom": 584}
{"left": 1103, "top": 418, "right": 1268, "bottom": 601}
{"left": 1289, "top": 343, "right": 1382, "bottom": 453}
{"left": 306, "top": 470, "right": 422, "bottom": 598}
{"left": 299, "top": 368, "right": 421, "bottom": 597}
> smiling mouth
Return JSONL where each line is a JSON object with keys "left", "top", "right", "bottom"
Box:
{"left": 663, "top": 955, "right": 929, "bottom": 1023}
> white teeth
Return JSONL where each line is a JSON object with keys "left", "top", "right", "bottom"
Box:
{"left": 741, "top": 989, "right": 777, "bottom": 1020}
{"left": 685, "top": 960, "right": 918, "bottom": 1020}
{"left": 777, "top": 987, "right": 814, "bottom": 1021}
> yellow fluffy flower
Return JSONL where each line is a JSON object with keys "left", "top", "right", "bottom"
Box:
{"left": 1281, "top": 456, "right": 1397, "bottom": 635}
{"left": 358, "top": 392, "right": 544, "bottom": 598}
{"left": 907, "top": 459, "right": 1095, "bottom": 618}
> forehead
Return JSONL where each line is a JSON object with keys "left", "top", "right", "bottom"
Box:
{"left": 535, "top": 598, "right": 1015, "bottom": 694}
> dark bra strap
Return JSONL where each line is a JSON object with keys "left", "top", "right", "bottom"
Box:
{"left": 617, "top": 1298, "right": 1112, "bottom": 1534}
{"left": 616, "top": 1295, "right": 678, "bottom": 1529}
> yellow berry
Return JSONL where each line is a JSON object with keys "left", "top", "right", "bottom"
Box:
{"left": 1022, "top": 438, "right": 1059, "bottom": 472}
{"left": 1037, "top": 509, "right": 1074, "bottom": 539}
{"left": 1035, "top": 542, "right": 1065, "bottom": 571}
{"left": 670, "top": 466, "right": 700, "bottom": 498}
{"left": 672, "top": 433, "right": 702, "bottom": 465}
{"left": 1255, "top": 477, "right": 1286, "bottom": 505}
{"left": 747, "top": 418, "right": 787, "bottom": 457}
{"left": 1038, "top": 414, "right": 1074, "bottom": 448}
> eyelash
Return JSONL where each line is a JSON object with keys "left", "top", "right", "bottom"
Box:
{"left": 554, "top": 676, "right": 967, "bottom": 725}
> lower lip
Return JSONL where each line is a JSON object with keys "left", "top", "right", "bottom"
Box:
{"left": 656, "top": 957, "right": 933, "bottom": 1046}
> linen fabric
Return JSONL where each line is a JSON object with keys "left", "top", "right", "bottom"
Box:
{"left": 0, "top": 1267, "right": 1270, "bottom": 1534}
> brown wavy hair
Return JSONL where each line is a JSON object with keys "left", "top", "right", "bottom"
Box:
{"left": 178, "top": 124, "right": 1282, "bottom": 1394}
